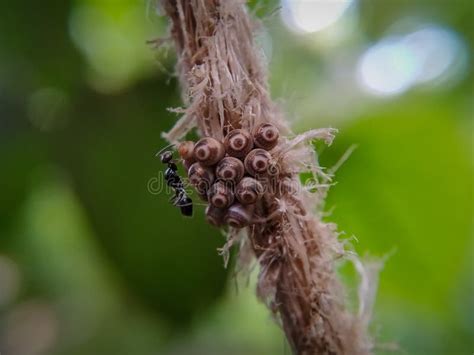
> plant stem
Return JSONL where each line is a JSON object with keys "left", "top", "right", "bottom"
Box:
{"left": 159, "top": 1, "right": 375, "bottom": 353}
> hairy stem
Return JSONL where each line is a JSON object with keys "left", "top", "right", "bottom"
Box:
{"left": 159, "top": 1, "right": 375, "bottom": 354}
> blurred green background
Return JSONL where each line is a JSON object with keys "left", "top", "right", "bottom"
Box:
{"left": 0, "top": 0, "right": 472, "bottom": 354}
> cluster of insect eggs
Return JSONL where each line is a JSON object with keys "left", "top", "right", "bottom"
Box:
{"left": 177, "top": 123, "right": 280, "bottom": 228}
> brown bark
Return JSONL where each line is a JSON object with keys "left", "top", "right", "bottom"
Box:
{"left": 159, "top": 1, "right": 375, "bottom": 354}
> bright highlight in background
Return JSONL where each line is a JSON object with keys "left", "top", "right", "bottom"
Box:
{"left": 281, "top": 0, "right": 354, "bottom": 33}
{"left": 357, "top": 25, "right": 467, "bottom": 97}
{"left": 357, "top": 38, "right": 418, "bottom": 96}
{"left": 402, "top": 26, "right": 465, "bottom": 84}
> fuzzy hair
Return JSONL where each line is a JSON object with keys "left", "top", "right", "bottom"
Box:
{"left": 158, "top": 1, "right": 379, "bottom": 353}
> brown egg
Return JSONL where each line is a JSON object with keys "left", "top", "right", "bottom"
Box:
{"left": 235, "top": 177, "right": 264, "bottom": 205}
{"left": 244, "top": 148, "right": 272, "bottom": 176}
{"left": 224, "top": 129, "right": 254, "bottom": 159}
{"left": 254, "top": 123, "right": 279, "bottom": 150}
{"left": 215, "top": 157, "right": 245, "bottom": 184}
{"left": 225, "top": 203, "right": 254, "bottom": 228}
{"left": 205, "top": 205, "right": 226, "bottom": 227}
{"left": 182, "top": 158, "right": 195, "bottom": 171}
{"left": 193, "top": 137, "right": 225, "bottom": 166}
{"left": 177, "top": 141, "right": 195, "bottom": 160}
{"left": 207, "top": 181, "right": 235, "bottom": 209}
{"left": 187, "top": 162, "right": 215, "bottom": 195}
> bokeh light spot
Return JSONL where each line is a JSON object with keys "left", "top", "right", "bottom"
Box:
{"left": 281, "top": 0, "right": 354, "bottom": 33}
{"left": 357, "top": 37, "right": 419, "bottom": 96}
{"left": 401, "top": 25, "right": 468, "bottom": 85}
{"left": 357, "top": 24, "right": 468, "bottom": 96}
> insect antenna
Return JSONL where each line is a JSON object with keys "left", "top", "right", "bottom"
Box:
{"left": 155, "top": 143, "right": 176, "bottom": 157}
{"left": 191, "top": 201, "right": 209, "bottom": 208}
